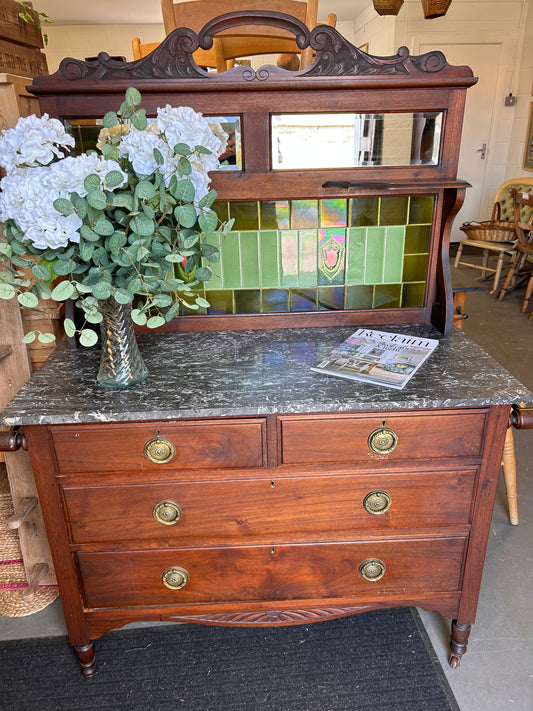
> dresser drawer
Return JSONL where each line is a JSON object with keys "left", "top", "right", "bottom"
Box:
{"left": 280, "top": 411, "right": 486, "bottom": 464}
{"left": 64, "top": 469, "right": 476, "bottom": 544}
{"left": 50, "top": 419, "right": 266, "bottom": 473}
{"left": 78, "top": 536, "right": 467, "bottom": 608}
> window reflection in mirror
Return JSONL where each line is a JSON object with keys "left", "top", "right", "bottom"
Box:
{"left": 64, "top": 116, "right": 242, "bottom": 170}
{"left": 271, "top": 112, "right": 442, "bottom": 169}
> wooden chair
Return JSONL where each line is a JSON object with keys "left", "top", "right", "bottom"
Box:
{"left": 497, "top": 189, "right": 533, "bottom": 304}
{"left": 158, "top": 0, "right": 336, "bottom": 71}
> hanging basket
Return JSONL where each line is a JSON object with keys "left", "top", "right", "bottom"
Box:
{"left": 459, "top": 202, "right": 516, "bottom": 243}
{"left": 372, "top": 0, "right": 404, "bottom": 16}
{"left": 422, "top": 0, "right": 452, "bottom": 19}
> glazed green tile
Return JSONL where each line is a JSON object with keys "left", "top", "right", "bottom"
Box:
{"left": 383, "top": 226, "right": 405, "bottom": 283}
{"left": 364, "top": 227, "right": 385, "bottom": 284}
{"left": 379, "top": 196, "right": 409, "bottom": 226}
{"left": 229, "top": 202, "right": 259, "bottom": 230}
{"left": 235, "top": 289, "right": 261, "bottom": 313}
{"left": 280, "top": 231, "right": 299, "bottom": 287}
{"left": 290, "top": 288, "right": 317, "bottom": 311}
{"left": 405, "top": 224, "right": 431, "bottom": 254}
{"left": 239, "top": 232, "right": 260, "bottom": 288}
{"left": 345, "top": 285, "right": 373, "bottom": 309}
{"left": 349, "top": 197, "right": 378, "bottom": 227}
{"left": 345, "top": 228, "right": 366, "bottom": 285}
{"left": 298, "top": 230, "right": 318, "bottom": 286}
{"left": 320, "top": 199, "right": 347, "bottom": 227}
{"left": 401, "top": 282, "right": 426, "bottom": 307}
{"left": 318, "top": 286, "right": 344, "bottom": 311}
{"left": 260, "top": 201, "right": 289, "bottom": 229}
{"left": 219, "top": 232, "right": 241, "bottom": 288}
{"left": 403, "top": 253, "right": 429, "bottom": 282}
{"left": 205, "top": 290, "right": 234, "bottom": 314}
{"left": 291, "top": 200, "right": 318, "bottom": 229}
{"left": 213, "top": 201, "right": 229, "bottom": 223}
{"left": 262, "top": 289, "right": 289, "bottom": 312}
{"left": 408, "top": 195, "right": 434, "bottom": 224}
{"left": 259, "top": 231, "right": 280, "bottom": 288}
{"left": 318, "top": 229, "right": 345, "bottom": 285}
{"left": 373, "top": 284, "right": 402, "bottom": 309}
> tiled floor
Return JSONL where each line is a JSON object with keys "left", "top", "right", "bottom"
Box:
{"left": 0, "top": 251, "right": 531, "bottom": 710}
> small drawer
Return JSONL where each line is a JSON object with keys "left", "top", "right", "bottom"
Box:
{"left": 78, "top": 536, "right": 467, "bottom": 609}
{"left": 64, "top": 468, "right": 476, "bottom": 544}
{"left": 50, "top": 419, "right": 266, "bottom": 473}
{"left": 280, "top": 410, "right": 486, "bottom": 464}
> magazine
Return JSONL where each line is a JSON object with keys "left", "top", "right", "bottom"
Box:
{"left": 310, "top": 328, "right": 439, "bottom": 390}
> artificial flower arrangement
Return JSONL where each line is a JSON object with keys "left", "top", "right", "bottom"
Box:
{"left": 0, "top": 87, "right": 232, "bottom": 354}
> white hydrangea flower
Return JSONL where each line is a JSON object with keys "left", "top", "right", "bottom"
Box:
{"left": 0, "top": 113, "right": 75, "bottom": 175}
{"left": 118, "top": 127, "right": 176, "bottom": 179}
{"left": 49, "top": 154, "right": 127, "bottom": 196}
{"left": 156, "top": 105, "right": 226, "bottom": 170}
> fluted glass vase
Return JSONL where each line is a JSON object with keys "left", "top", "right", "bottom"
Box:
{"left": 97, "top": 297, "right": 148, "bottom": 388}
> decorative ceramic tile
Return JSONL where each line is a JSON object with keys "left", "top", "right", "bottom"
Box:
{"left": 230, "top": 202, "right": 259, "bottom": 230}
{"left": 364, "top": 227, "right": 385, "bottom": 284}
{"left": 373, "top": 284, "right": 402, "bottom": 308}
{"left": 405, "top": 224, "right": 431, "bottom": 254}
{"left": 235, "top": 289, "right": 261, "bottom": 313}
{"left": 349, "top": 197, "right": 379, "bottom": 227}
{"left": 219, "top": 232, "right": 242, "bottom": 288}
{"left": 259, "top": 231, "right": 280, "bottom": 288}
{"left": 409, "top": 195, "right": 434, "bottom": 224}
{"left": 318, "top": 229, "right": 346, "bottom": 285}
{"left": 213, "top": 201, "right": 229, "bottom": 223}
{"left": 401, "top": 282, "right": 426, "bottom": 308}
{"left": 318, "top": 286, "right": 344, "bottom": 310}
{"left": 383, "top": 226, "right": 405, "bottom": 283}
{"left": 345, "top": 228, "right": 366, "bottom": 285}
{"left": 320, "top": 199, "right": 347, "bottom": 227}
{"left": 298, "top": 230, "right": 318, "bottom": 286}
{"left": 262, "top": 289, "right": 289, "bottom": 312}
{"left": 291, "top": 200, "right": 319, "bottom": 229}
{"left": 403, "top": 253, "right": 429, "bottom": 282}
{"left": 290, "top": 288, "right": 317, "bottom": 311}
{"left": 345, "top": 285, "right": 373, "bottom": 309}
{"left": 280, "top": 231, "right": 299, "bottom": 287}
{"left": 260, "top": 201, "right": 290, "bottom": 230}
{"left": 205, "top": 290, "right": 234, "bottom": 314}
{"left": 379, "top": 196, "right": 409, "bottom": 226}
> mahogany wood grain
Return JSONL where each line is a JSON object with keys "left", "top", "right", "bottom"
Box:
{"left": 77, "top": 536, "right": 467, "bottom": 608}
{"left": 279, "top": 410, "right": 487, "bottom": 464}
{"left": 62, "top": 468, "right": 477, "bottom": 545}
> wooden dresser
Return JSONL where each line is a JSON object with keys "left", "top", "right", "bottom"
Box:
{"left": 1, "top": 13, "right": 532, "bottom": 676}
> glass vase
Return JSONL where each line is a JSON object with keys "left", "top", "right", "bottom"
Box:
{"left": 97, "top": 297, "right": 148, "bottom": 388}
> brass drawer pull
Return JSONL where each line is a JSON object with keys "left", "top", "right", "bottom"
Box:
{"left": 162, "top": 566, "right": 189, "bottom": 590}
{"left": 153, "top": 500, "right": 182, "bottom": 525}
{"left": 358, "top": 558, "right": 386, "bottom": 582}
{"left": 363, "top": 490, "right": 392, "bottom": 515}
{"left": 367, "top": 427, "right": 398, "bottom": 454}
{"left": 144, "top": 435, "right": 175, "bottom": 464}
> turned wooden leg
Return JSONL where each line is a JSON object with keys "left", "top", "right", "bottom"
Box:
{"left": 502, "top": 428, "right": 518, "bottom": 525}
{"left": 521, "top": 275, "right": 533, "bottom": 314}
{"left": 498, "top": 252, "right": 519, "bottom": 300}
{"left": 453, "top": 241, "right": 463, "bottom": 268}
{"left": 74, "top": 641, "right": 96, "bottom": 677}
{"left": 449, "top": 620, "right": 471, "bottom": 668}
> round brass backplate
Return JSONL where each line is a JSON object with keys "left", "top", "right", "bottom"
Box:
{"left": 358, "top": 559, "right": 386, "bottom": 582}
{"left": 363, "top": 490, "right": 392, "bottom": 515}
{"left": 162, "top": 566, "right": 189, "bottom": 590}
{"left": 367, "top": 427, "right": 398, "bottom": 454}
{"left": 144, "top": 437, "right": 175, "bottom": 464}
{"left": 153, "top": 500, "right": 182, "bottom": 525}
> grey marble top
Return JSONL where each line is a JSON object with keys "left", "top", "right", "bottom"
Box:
{"left": 1, "top": 324, "right": 531, "bottom": 426}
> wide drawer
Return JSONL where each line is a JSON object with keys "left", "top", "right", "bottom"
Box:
{"left": 78, "top": 536, "right": 467, "bottom": 608}
{"left": 64, "top": 469, "right": 476, "bottom": 544}
{"left": 279, "top": 410, "right": 486, "bottom": 464}
{"left": 50, "top": 419, "right": 266, "bottom": 473}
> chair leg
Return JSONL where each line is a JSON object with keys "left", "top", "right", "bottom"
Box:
{"left": 453, "top": 241, "right": 463, "bottom": 268}
{"left": 498, "top": 252, "right": 520, "bottom": 300}
{"left": 520, "top": 275, "right": 533, "bottom": 314}
{"left": 501, "top": 428, "right": 518, "bottom": 525}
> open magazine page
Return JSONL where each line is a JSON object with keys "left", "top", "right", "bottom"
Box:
{"left": 311, "top": 328, "right": 439, "bottom": 390}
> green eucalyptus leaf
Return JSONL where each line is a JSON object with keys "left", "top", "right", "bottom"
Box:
{"left": 22, "top": 331, "right": 37, "bottom": 343}
{"left": 195, "top": 144, "right": 212, "bottom": 155}
{"left": 146, "top": 315, "right": 165, "bottom": 329}
{"left": 79, "top": 328, "right": 99, "bottom": 347}
{"left": 105, "top": 170, "right": 126, "bottom": 188}
{"left": 131, "top": 109, "right": 147, "bottom": 131}
{"left": 80, "top": 224, "right": 100, "bottom": 242}
{"left": 63, "top": 318, "right": 77, "bottom": 337}
{"left": 17, "top": 291, "right": 39, "bottom": 308}
{"left": 87, "top": 189, "right": 107, "bottom": 211}
{"left": 198, "top": 210, "right": 218, "bottom": 233}
{"left": 153, "top": 147, "right": 164, "bottom": 165}
{"left": 131, "top": 308, "right": 147, "bottom": 326}
{"left": 53, "top": 198, "right": 74, "bottom": 216}
{"left": 106, "top": 233, "right": 127, "bottom": 252}
{"left": 111, "top": 193, "right": 134, "bottom": 210}
{"left": 101, "top": 143, "right": 120, "bottom": 161}
{"left": 195, "top": 266, "right": 213, "bottom": 282}
{"left": 85, "top": 309, "right": 103, "bottom": 324}
{"left": 173, "top": 143, "right": 191, "bottom": 156}
{"left": 0, "top": 283, "right": 16, "bottom": 299}
{"left": 198, "top": 189, "right": 217, "bottom": 209}
{"left": 178, "top": 156, "right": 192, "bottom": 176}
{"left": 37, "top": 332, "right": 56, "bottom": 344}
{"left": 51, "top": 280, "right": 76, "bottom": 301}
{"left": 0, "top": 243, "right": 12, "bottom": 257}
{"left": 135, "top": 181, "right": 156, "bottom": 201}
{"left": 102, "top": 111, "right": 118, "bottom": 128}
{"left": 164, "top": 253, "right": 185, "bottom": 263}
{"left": 49, "top": 259, "right": 72, "bottom": 276}
{"left": 10, "top": 255, "right": 33, "bottom": 268}
{"left": 79, "top": 241, "right": 95, "bottom": 262}
{"left": 152, "top": 293, "right": 172, "bottom": 307}
{"left": 131, "top": 213, "right": 155, "bottom": 236}
{"left": 32, "top": 263, "right": 52, "bottom": 281}
{"left": 84, "top": 173, "right": 101, "bottom": 193}
{"left": 93, "top": 217, "right": 115, "bottom": 236}
{"left": 8, "top": 238, "right": 26, "bottom": 256}
{"left": 195, "top": 296, "right": 211, "bottom": 308}
{"left": 90, "top": 281, "right": 113, "bottom": 300}
{"left": 125, "top": 87, "right": 142, "bottom": 107}
{"left": 114, "top": 288, "right": 134, "bottom": 304}
{"left": 175, "top": 204, "right": 197, "bottom": 229}
{"left": 35, "top": 281, "right": 52, "bottom": 299}
{"left": 174, "top": 179, "right": 195, "bottom": 203}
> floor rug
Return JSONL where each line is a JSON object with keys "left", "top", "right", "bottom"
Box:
{"left": 0, "top": 607, "right": 459, "bottom": 711}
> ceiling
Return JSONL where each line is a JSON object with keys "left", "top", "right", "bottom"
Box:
{"left": 35, "top": 0, "right": 372, "bottom": 24}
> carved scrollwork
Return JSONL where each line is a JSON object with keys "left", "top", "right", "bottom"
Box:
{"left": 168, "top": 606, "right": 372, "bottom": 625}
